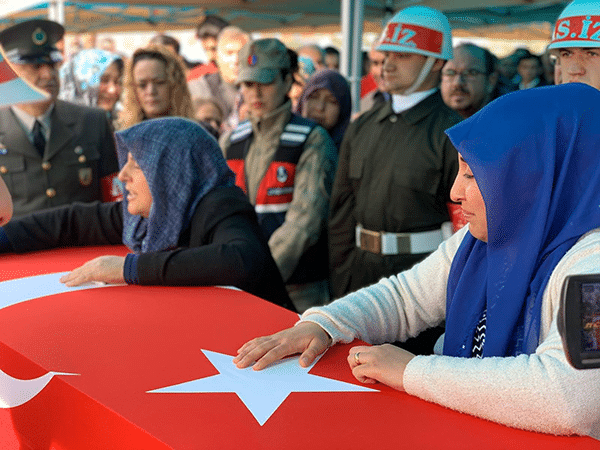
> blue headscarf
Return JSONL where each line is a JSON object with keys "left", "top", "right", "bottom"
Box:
{"left": 115, "top": 117, "right": 236, "bottom": 253}
{"left": 444, "top": 83, "right": 600, "bottom": 357}
{"left": 296, "top": 69, "right": 352, "bottom": 150}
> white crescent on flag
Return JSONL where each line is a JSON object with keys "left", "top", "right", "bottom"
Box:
{"left": 0, "top": 44, "right": 49, "bottom": 107}
{"left": 0, "top": 273, "right": 112, "bottom": 407}
{"left": 0, "top": 368, "right": 78, "bottom": 409}
{"left": 0, "top": 272, "right": 376, "bottom": 419}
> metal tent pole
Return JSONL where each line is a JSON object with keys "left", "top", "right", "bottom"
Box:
{"left": 48, "top": 0, "right": 66, "bottom": 24}
{"left": 341, "top": 0, "right": 364, "bottom": 114}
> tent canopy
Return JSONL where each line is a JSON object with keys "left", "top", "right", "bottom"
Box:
{"left": 1, "top": 1, "right": 568, "bottom": 34}
{"left": 0, "top": 0, "right": 567, "bottom": 114}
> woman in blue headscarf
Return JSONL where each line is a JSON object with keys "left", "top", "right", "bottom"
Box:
{"left": 235, "top": 83, "right": 600, "bottom": 436}
{"left": 0, "top": 117, "right": 293, "bottom": 311}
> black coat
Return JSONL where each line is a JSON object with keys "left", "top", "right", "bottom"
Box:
{"left": 1, "top": 186, "right": 294, "bottom": 311}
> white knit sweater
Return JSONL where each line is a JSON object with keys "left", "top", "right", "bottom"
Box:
{"left": 303, "top": 226, "right": 600, "bottom": 438}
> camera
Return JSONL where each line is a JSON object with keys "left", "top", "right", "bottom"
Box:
{"left": 558, "top": 275, "right": 600, "bottom": 369}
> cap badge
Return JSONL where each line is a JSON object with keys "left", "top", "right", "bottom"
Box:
{"left": 248, "top": 54, "right": 258, "bottom": 66}
{"left": 32, "top": 28, "right": 47, "bottom": 46}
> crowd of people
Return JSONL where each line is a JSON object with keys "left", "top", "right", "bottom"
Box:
{"left": 0, "top": 0, "right": 599, "bottom": 439}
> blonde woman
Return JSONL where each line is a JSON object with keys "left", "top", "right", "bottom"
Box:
{"left": 118, "top": 45, "right": 194, "bottom": 130}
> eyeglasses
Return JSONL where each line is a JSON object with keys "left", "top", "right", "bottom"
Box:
{"left": 441, "top": 69, "right": 486, "bottom": 81}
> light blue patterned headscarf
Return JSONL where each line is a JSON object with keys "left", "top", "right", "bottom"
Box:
{"left": 59, "top": 49, "right": 122, "bottom": 107}
{"left": 115, "top": 117, "right": 236, "bottom": 253}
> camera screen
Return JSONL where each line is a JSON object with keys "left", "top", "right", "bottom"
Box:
{"left": 581, "top": 282, "right": 600, "bottom": 352}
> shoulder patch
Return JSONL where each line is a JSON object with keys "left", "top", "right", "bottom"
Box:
{"left": 284, "top": 123, "right": 312, "bottom": 134}
{"left": 279, "top": 121, "right": 313, "bottom": 146}
{"left": 279, "top": 131, "right": 309, "bottom": 145}
{"left": 230, "top": 121, "right": 252, "bottom": 143}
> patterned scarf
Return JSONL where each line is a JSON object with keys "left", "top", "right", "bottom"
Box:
{"left": 59, "top": 49, "right": 122, "bottom": 108}
{"left": 444, "top": 83, "right": 600, "bottom": 357}
{"left": 116, "top": 117, "right": 235, "bottom": 253}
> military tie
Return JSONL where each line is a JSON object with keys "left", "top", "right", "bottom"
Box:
{"left": 32, "top": 120, "right": 46, "bottom": 157}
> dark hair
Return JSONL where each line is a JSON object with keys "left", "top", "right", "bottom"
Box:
{"left": 196, "top": 15, "right": 229, "bottom": 39}
{"left": 362, "top": 51, "right": 370, "bottom": 76}
{"left": 149, "top": 34, "right": 180, "bottom": 55}
{"left": 284, "top": 48, "right": 297, "bottom": 81}
{"left": 511, "top": 47, "right": 532, "bottom": 60}
{"left": 455, "top": 43, "right": 498, "bottom": 76}
{"left": 112, "top": 58, "right": 125, "bottom": 75}
{"left": 324, "top": 46, "right": 340, "bottom": 57}
{"left": 517, "top": 52, "right": 542, "bottom": 67}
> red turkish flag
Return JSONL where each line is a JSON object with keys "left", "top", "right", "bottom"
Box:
{"left": 0, "top": 247, "right": 597, "bottom": 449}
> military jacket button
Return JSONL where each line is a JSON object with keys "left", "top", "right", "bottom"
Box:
{"left": 0, "top": 166, "right": 7, "bottom": 174}
{"left": 41, "top": 161, "right": 51, "bottom": 170}
{"left": 78, "top": 155, "right": 87, "bottom": 163}
{"left": 390, "top": 115, "right": 398, "bottom": 123}
{"left": 46, "top": 188, "right": 56, "bottom": 198}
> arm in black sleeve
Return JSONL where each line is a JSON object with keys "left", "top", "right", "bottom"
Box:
{"left": 135, "top": 187, "right": 294, "bottom": 310}
{"left": 1, "top": 201, "right": 124, "bottom": 253}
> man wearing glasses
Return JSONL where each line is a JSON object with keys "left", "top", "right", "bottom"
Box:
{"left": 441, "top": 43, "right": 499, "bottom": 119}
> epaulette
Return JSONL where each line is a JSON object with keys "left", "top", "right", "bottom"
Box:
{"left": 229, "top": 120, "right": 252, "bottom": 143}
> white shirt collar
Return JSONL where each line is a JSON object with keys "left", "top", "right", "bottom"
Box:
{"left": 10, "top": 104, "right": 54, "bottom": 142}
{"left": 391, "top": 88, "right": 438, "bottom": 114}
{"left": 519, "top": 78, "right": 541, "bottom": 90}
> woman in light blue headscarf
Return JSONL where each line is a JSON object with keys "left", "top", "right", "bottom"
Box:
{"left": 59, "top": 48, "right": 124, "bottom": 121}
{"left": 0, "top": 117, "right": 294, "bottom": 311}
{"left": 235, "top": 83, "right": 600, "bottom": 437}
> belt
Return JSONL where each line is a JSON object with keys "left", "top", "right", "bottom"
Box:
{"left": 355, "top": 225, "right": 444, "bottom": 256}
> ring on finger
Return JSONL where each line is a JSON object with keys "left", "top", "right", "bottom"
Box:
{"left": 354, "top": 352, "right": 361, "bottom": 365}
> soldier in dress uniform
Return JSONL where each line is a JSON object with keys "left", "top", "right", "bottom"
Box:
{"left": 0, "top": 19, "right": 120, "bottom": 217}
{"left": 328, "top": 6, "right": 461, "bottom": 354}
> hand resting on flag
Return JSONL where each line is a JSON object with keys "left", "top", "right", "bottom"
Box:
{"left": 232, "top": 86, "right": 600, "bottom": 438}
{"left": 59, "top": 255, "right": 125, "bottom": 286}
{"left": 0, "top": 118, "right": 293, "bottom": 311}
{"left": 234, "top": 322, "right": 415, "bottom": 390}
{"left": 234, "top": 322, "right": 332, "bottom": 370}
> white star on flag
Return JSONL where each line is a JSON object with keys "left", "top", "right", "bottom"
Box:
{"left": 147, "top": 349, "right": 378, "bottom": 425}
